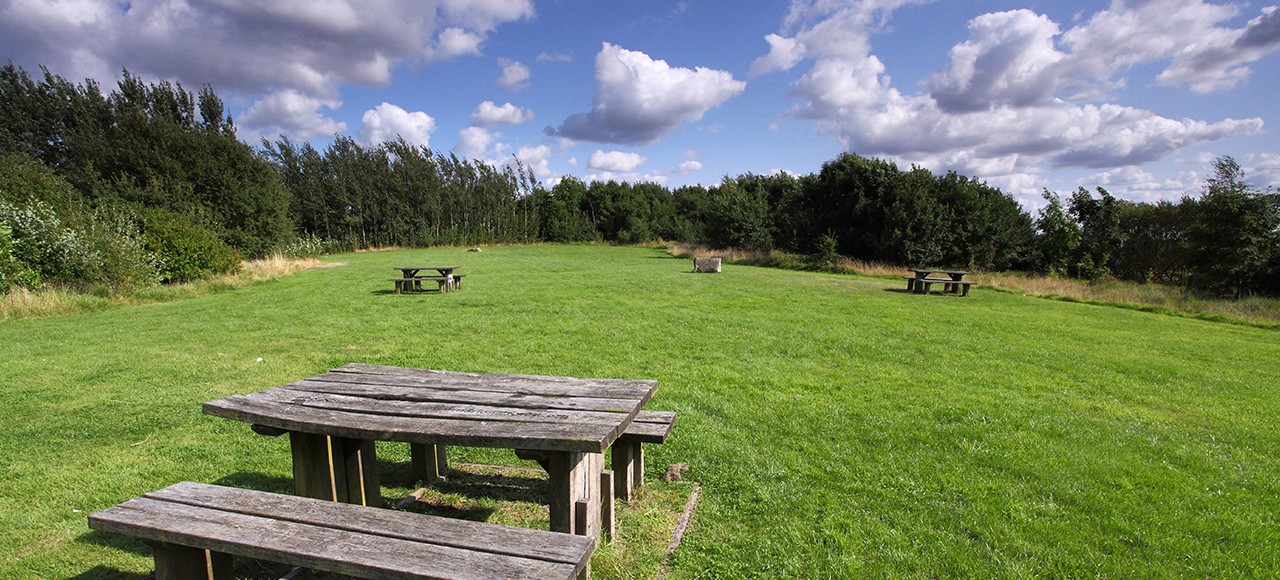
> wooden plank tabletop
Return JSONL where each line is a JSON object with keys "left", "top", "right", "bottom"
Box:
{"left": 204, "top": 364, "right": 658, "bottom": 453}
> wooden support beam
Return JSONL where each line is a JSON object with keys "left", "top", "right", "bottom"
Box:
{"left": 600, "top": 470, "right": 615, "bottom": 542}
{"left": 547, "top": 452, "right": 603, "bottom": 537}
{"left": 411, "top": 443, "right": 449, "bottom": 484}
{"left": 611, "top": 440, "right": 643, "bottom": 501}
{"left": 147, "top": 541, "right": 232, "bottom": 580}
{"left": 289, "top": 432, "right": 335, "bottom": 501}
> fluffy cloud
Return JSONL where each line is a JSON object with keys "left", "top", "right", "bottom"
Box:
{"left": 0, "top": 0, "right": 534, "bottom": 142}
{"left": 238, "top": 89, "right": 346, "bottom": 143}
{"left": 512, "top": 145, "right": 555, "bottom": 181}
{"left": 434, "top": 27, "right": 484, "bottom": 60}
{"left": 537, "top": 52, "right": 573, "bottom": 63}
{"left": 360, "top": 102, "right": 436, "bottom": 146}
{"left": 497, "top": 58, "right": 532, "bottom": 90}
{"left": 548, "top": 43, "right": 746, "bottom": 144}
{"left": 749, "top": 34, "right": 806, "bottom": 77}
{"left": 471, "top": 101, "right": 534, "bottom": 126}
{"left": 588, "top": 150, "right": 647, "bottom": 172}
{"left": 678, "top": 160, "right": 704, "bottom": 173}
{"left": 928, "top": 10, "right": 1064, "bottom": 113}
{"left": 754, "top": 0, "right": 1266, "bottom": 198}
{"left": 454, "top": 126, "right": 503, "bottom": 158}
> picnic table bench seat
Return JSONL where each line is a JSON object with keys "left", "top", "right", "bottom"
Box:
{"left": 388, "top": 276, "right": 452, "bottom": 294}
{"left": 89, "top": 481, "right": 595, "bottom": 580}
{"left": 903, "top": 275, "right": 975, "bottom": 296}
{"left": 611, "top": 411, "right": 676, "bottom": 501}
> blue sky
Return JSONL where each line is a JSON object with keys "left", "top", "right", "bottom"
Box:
{"left": 4, "top": 0, "right": 1280, "bottom": 208}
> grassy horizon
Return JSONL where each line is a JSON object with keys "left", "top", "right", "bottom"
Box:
{"left": 2, "top": 245, "right": 1277, "bottom": 577}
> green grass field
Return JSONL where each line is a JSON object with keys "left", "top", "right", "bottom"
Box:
{"left": 2, "top": 245, "right": 1277, "bottom": 578}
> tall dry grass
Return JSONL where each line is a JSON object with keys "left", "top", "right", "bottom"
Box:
{"left": 665, "top": 243, "right": 1280, "bottom": 329}
{"left": 1, "top": 255, "right": 337, "bottom": 322}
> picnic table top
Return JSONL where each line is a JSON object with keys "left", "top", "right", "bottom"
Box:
{"left": 909, "top": 268, "right": 969, "bottom": 275}
{"left": 203, "top": 363, "right": 658, "bottom": 454}
{"left": 396, "top": 265, "right": 460, "bottom": 271}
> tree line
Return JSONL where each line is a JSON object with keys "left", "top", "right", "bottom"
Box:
{"left": 2, "top": 64, "right": 1277, "bottom": 297}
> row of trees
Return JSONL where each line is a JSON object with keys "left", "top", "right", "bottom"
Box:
{"left": 3, "top": 63, "right": 1277, "bottom": 297}
{"left": 263, "top": 137, "right": 540, "bottom": 249}
{"left": 1036, "top": 157, "right": 1279, "bottom": 297}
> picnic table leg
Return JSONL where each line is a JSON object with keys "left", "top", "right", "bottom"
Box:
{"left": 411, "top": 443, "right": 449, "bottom": 483}
{"left": 331, "top": 437, "right": 381, "bottom": 507}
{"left": 147, "top": 541, "right": 233, "bottom": 580}
{"left": 288, "top": 433, "right": 381, "bottom": 506}
{"left": 290, "top": 432, "right": 337, "bottom": 501}
{"left": 611, "top": 440, "right": 643, "bottom": 501}
{"left": 545, "top": 451, "right": 605, "bottom": 538}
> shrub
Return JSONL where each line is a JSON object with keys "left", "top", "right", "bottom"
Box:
{"left": 809, "top": 232, "right": 841, "bottom": 270}
{"left": 138, "top": 208, "right": 240, "bottom": 283}
{"left": 0, "top": 197, "right": 98, "bottom": 285}
{"left": 275, "top": 233, "right": 331, "bottom": 259}
{"left": 0, "top": 222, "right": 39, "bottom": 292}
{"left": 85, "top": 205, "right": 161, "bottom": 294}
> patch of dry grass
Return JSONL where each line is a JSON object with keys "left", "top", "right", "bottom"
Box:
{"left": 1, "top": 254, "right": 338, "bottom": 322}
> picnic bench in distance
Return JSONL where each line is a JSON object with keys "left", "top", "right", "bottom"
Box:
{"left": 203, "top": 363, "right": 660, "bottom": 541}
{"left": 89, "top": 481, "right": 594, "bottom": 580}
{"left": 904, "top": 268, "right": 973, "bottom": 296}
{"left": 390, "top": 266, "right": 462, "bottom": 294}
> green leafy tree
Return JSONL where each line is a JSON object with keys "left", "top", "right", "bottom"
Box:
{"left": 1035, "top": 190, "right": 1081, "bottom": 276}
{"left": 1186, "top": 156, "right": 1280, "bottom": 297}
{"left": 1068, "top": 187, "right": 1123, "bottom": 280}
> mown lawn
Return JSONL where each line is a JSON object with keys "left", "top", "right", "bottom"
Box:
{"left": 2, "top": 245, "right": 1277, "bottom": 578}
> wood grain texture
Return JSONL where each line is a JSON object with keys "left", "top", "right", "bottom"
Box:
{"left": 90, "top": 482, "right": 594, "bottom": 580}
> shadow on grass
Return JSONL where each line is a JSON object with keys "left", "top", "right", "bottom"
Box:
{"left": 68, "top": 565, "right": 149, "bottom": 580}
{"left": 211, "top": 472, "right": 295, "bottom": 495}
{"left": 434, "top": 467, "right": 548, "bottom": 504}
{"left": 76, "top": 530, "right": 150, "bottom": 558}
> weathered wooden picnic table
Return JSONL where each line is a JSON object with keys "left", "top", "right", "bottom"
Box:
{"left": 203, "top": 363, "right": 658, "bottom": 540}
{"left": 391, "top": 266, "right": 462, "bottom": 293}
{"left": 905, "top": 268, "right": 973, "bottom": 295}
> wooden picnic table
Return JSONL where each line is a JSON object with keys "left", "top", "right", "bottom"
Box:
{"left": 392, "top": 265, "right": 462, "bottom": 293}
{"left": 905, "top": 268, "right": 972, "bottom": 295}
{"left": 203, "top": 363, "right": 658, "bottom": 540}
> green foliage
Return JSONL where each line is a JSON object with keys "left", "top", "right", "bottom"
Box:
{"left": 274, "top": 233, "right": 332, "bottom": 259}
{"left": 809, "top": 231, "right": 842, "bottom": 270}
{"left": 1185, "top": 156, "right": 1280, "bottom": 298}
{"left": 1067, "top": 187, "right": 1123, "bottom": 280}
{"left": 806, "top": 153, "right": 1033, "bottom": 269}
{"left": 1, "top": 64, "right": 290, "bottom": 258}
{"left": 1110, "top": 200, "right": 1192, "bottom": 285}
{"left": 1035, "top": 190, "right": 1081, "bottom": 276}
{"left": 702, "top": 177, "right": 774, "bottom": 251}
{"left": 0, "top": 221, "right": 39, "bottom": 292}
{"left": 137, "top": 207, "right": 240, "bottom": 283}
{"left": 264, "top": 137, "right": 540, "bottom": 248}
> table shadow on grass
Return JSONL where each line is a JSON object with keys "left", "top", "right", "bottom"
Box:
{"left": 68, "top": 565, "right": 148, "bottom": 580}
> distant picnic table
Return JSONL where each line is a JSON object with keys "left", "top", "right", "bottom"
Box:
{"left": 391, "top": 265, "right": 462, "bottom": 293}
{"left": 905, "top": 268, "right": 973, "bottom": 296}
{"left": 203, "top": 363, "right": 660, "bottom": 541}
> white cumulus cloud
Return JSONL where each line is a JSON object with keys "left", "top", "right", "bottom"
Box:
{"left": 752, "top": 0, "right": 1266, "bottom": 200}
{"left": 496, "top": 57, "right": 532, "bottom": 90}
{"left": 548, "top": 43, "right": 746, "bottom": 144}
{"left": 471, "top": 101, "right": 534, "bottom": 126}
{"left": 360, "top": 102, "right": 436, "bottom": 146}
{"left": 238, "top": 89, "right": 346, "bottom": 143}
{"left": 588, "top": 150, "right": 647, "bottom": 172}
